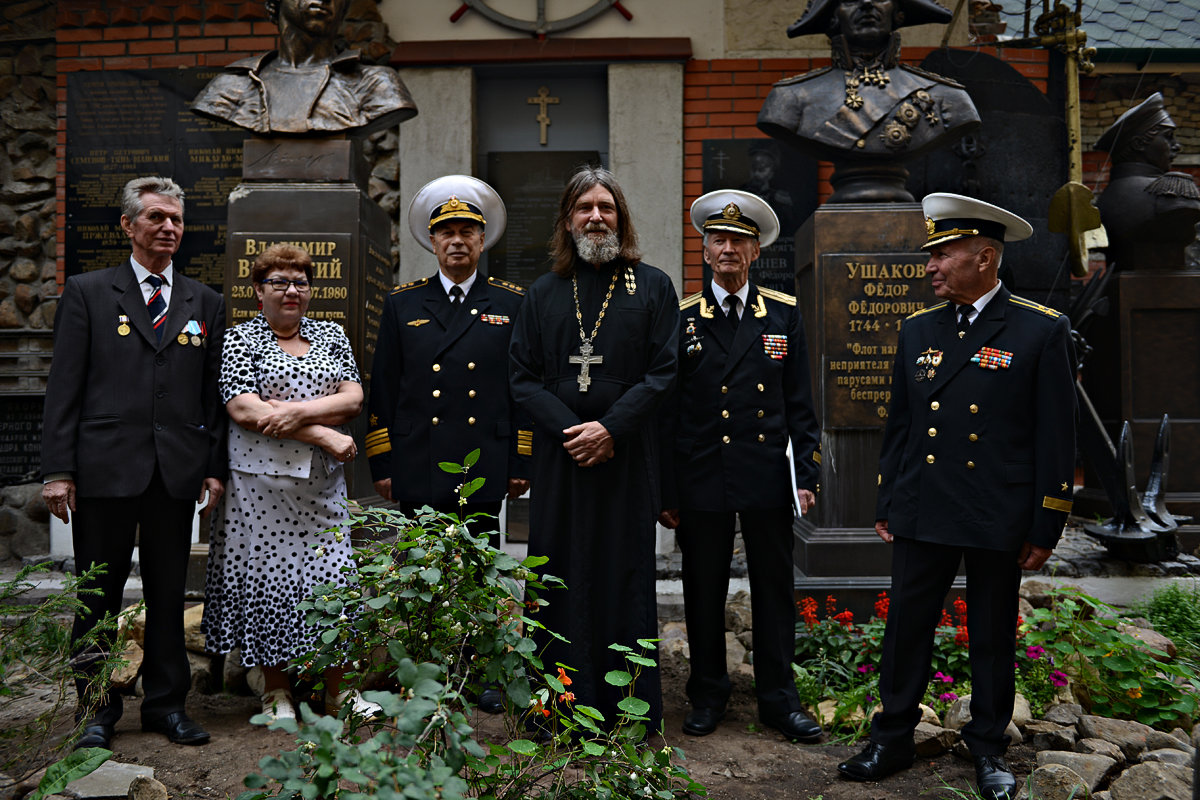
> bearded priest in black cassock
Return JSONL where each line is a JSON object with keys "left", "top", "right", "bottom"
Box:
{"left": 509, "top": 167, "right": 679, "bottom": 733}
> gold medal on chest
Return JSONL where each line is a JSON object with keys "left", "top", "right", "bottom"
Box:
{"left": 177, "top": 332, "right": 189, "bottom": 346}
{"left": 117, "top": 314, "right": 130, "bottom": 336}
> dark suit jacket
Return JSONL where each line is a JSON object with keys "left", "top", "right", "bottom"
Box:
{"left": 664, "top": 282, "right": 820, "bottom": 512}
{"left": 876, "top": 287, "right": 1076, "bottom": 551}
{"left": 366, "top": 274, "right": 530, "bottom": 505}
{"left": 41, "top": 260, "right": 227, "bottom": 499}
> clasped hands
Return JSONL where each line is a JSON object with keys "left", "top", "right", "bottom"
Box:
{"left": 563, "top": 421, "right": 613, "bottom": 467}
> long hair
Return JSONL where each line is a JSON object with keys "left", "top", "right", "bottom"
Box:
{"left": 549, "top": 166, "right": 641, "bottom": 277}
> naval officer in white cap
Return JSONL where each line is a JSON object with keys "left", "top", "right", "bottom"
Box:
{"left": 839, "top": 193, "right": 1075, "bottom": 800}
{"left": 659, "top": 189, "right": 823, "bottom": 743}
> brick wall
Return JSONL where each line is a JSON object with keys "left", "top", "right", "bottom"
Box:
{"left": 680, "top": 47, "right": 1051, "bottom": 295}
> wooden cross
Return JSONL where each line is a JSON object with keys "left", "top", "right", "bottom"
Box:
{"left": 568, "top": 339, "right": 603, "bottom": 392}
{"left": 526, "top": 85, "right": 559, "bottom": 146}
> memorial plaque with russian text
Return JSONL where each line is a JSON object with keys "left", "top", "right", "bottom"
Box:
{"left": 0, "top": 397, "right": 43, "bottom": 481}
{"left": 822, "top": 253, "right": 937, "bottom": 429}
{"left": 66, "top": 69, "right": 245, "bottom": 291}
{"left": 227, "top": 234, "right": 354, "bottom": 328}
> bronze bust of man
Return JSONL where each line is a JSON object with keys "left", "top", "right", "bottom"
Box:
{"left": 1094, "top": 92, "right": 1200, "bottom": 270}
{"left": 758, "top": 0, "right": 979, "bottom": 202}
{"left": 191, "top": 0, "right": 417, "bottom": 136}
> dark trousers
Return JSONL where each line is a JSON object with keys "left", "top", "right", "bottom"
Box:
{"left": 678, "top": 505, "right": 800, "bottom": 717}
{"left": 72, "top": 469, "right": 196, "bottom": 726}
{"left": 871, "top": 537, "right": 1021, "bottom": 755}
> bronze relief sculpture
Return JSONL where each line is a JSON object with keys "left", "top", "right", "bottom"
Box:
{"left": 758, "top": 0, "right": 980, "bottom": 202}
{"left": 192, "top": 0, "right": 417, "bottom": 136}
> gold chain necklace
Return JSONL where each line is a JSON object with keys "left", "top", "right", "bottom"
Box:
{"left": 568, "top": 268, "right": 620, "bottom": 392}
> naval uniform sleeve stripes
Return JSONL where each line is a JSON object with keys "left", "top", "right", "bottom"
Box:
{"left": 517, "top": 429, "right": 533, "bottom": 456}
{"left": 1042, "top": 495, "right": 1073, "bottom": 513}
{"left": 364, "top": 428, "right": 391, "bottom": 457}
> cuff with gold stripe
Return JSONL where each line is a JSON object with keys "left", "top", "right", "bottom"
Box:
{"left": 1042, "top": 495, "right": 1073, "bottom": 513}
{"left": 364, "top": 428, "right": 392, "bottom": 458}
{"left": 516, "top": 429, "right": 533, "bottom": 456}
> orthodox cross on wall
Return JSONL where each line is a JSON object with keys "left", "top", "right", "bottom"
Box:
{"left": 527, "top": 86, "right": 559, "bottom": 146}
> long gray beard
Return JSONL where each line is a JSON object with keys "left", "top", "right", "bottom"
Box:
{"left": 574, "top": 228, "right": 620, "bottom": 265}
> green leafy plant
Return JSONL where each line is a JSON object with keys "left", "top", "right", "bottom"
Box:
{"left": 1, "top": 562, "right": 120, "bottom": 797}
{"left": 236, "top": 451, "right": 705, "bottom": 800}
{"left": 1022, "top": 586, "right": 1200, "bottom": 729}
{"left": 1130, "top": 581, "right": 1200, "bottom": 662}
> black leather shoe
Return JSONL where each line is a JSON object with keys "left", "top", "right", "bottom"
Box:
{"left": 761, "top": 709, "right": 822, "bottom": 743}
{"left": 478, "top": 688, "right": 505, "bottom": 715}
{"left": 74, "top": 721, "right": 114, "bottom": 750}
{"left": 837, "top": 740, "right": 916, "bottom": 781}
{"left": 682, "top": 706, "right": 724, "bottom": 736}
{"left": 142, "top": 711, "right": 210, "bottom": 745}
{"left": 974, "top": 754, "right": 1017, "bottom": 800}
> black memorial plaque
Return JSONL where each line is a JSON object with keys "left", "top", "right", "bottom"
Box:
{"left": 701, "top": 139, "right": 819, "bottom": 294}
{"left": 487, "top": 151, "right": 600, "bottom": 289}
{"left": 821, "top": 253, "right": 934, "bottom": 428}
{"left": 65, "top": 69, "right": 245, "bottom": 290}
{"left": 0, "top": 397, "right": 43, "bottom": 481}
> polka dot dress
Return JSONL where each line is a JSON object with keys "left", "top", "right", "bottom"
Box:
{"left": 202, "top": 314, "right": 361, "bottom": 668}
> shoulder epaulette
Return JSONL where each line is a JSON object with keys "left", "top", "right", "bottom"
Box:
{"left": 758, "top": 287, "right": 797, "bottom": 307}
{"left": 903, "top": 63, "right": 968, "bottom": 89}
{"left": 488, "top": 276, "right": 525, "bottom": 295}
{"left": 774, "top": 66, "right": 832, "bottom": 87}
{"left": 680, "top": 292, "right": 704, "bottom": 310}
{"left": 1008, "top": 296, "right": 1062, "bottom": 318}
{"left": 390, "top": 277, "right": 429, "bottom": 295}
{"left": 906, "top": 301, "right": 949, "bottom": 320}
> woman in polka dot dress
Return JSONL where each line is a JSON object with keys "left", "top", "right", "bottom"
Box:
{"left": 202, "top": 243, "right": 374, "bottom": 721}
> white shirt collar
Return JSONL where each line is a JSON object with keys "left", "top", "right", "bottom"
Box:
{"left": 130, "top": 256, "right": 174, "bottom": 286}
{"left": 710, "top": 279, "right": 750, "bottom": 315}
{"left": 438, "top": 270, "right": 477, "bottom": 298}
{"left": 959, "top": 280, "right": 1003, "bottom": 322}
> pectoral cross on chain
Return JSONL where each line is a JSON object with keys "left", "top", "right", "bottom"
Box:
{"left": 569, "top": 339, "right": 603, "bottom": 392}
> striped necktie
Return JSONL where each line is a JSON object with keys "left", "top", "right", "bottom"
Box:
{"left": 146, "top": 274, "right": 167, "bottom": 341}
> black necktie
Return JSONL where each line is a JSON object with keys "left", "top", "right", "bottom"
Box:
{"left": 956, "top": 304, "right": 972, "bottom": 335}
{"left": 724, "top": 296, "right": 740, "bottom": 330}
{"left": 146, "top": 274, "right": 167, "bottom": 341}
{"left": 449, "top": 285, "right": 464, "bottom": 311}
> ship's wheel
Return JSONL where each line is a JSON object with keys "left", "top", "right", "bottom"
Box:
{"left": 450, "top": 1, "right": 633, "bottom": 38}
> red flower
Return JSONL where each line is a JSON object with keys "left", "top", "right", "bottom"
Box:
{"left": 955, "top": 625, "right": 969, "bottom": 648}
{"left": 533, "top": 699, "right": 551, "bottom": 717}
{"left": 559, "top": 691, "right": 575, "bottom": 704}
{"left": 953, "top": 597, "right": 968, "bottom": 628}
{"left": 825, "top": 595, "right": 838, "bottom": 617}
{"left": 799, "top": 596, "right": 819, "bottom": 628}
{"left": 833, "top": 610, "right": 855, "bottom": 629}
{"left": 556, "top": 667, "right": 573, "bottom": 687}
{"left": 939, "top": 609, "right": 953, "bottom": 628}
{"left": 874, "top": 592, "right": 890, "bottom": 621}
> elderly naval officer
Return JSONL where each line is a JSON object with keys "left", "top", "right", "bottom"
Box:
{"left": 659, "top": 190, "right": 822, "bottom": 743}
{"left": 367, "top": 175, "right": 529, "bottom": 523}
{"left": 838, "top": 194, "right": 1076, "bottom": 800}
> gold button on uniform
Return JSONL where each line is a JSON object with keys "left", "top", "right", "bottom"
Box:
{"left": 721, "top": 385, "right": 728, "bottom": 394}
{"left": 930, "top": 401, "right": 940, "bottom": 410}
{"left": 970, "top": 404, "right": 979, "bottom": 413}
{"left": 928, "top": 427, "right": 937, "bottom": 437}
{"left": 467, "top": 362, "right": 476, "bottom": 370}
{"left": 968, "top": 433, "right": 978, "bottom": 442}
{"left": 757, "top": 410, "right": 764, "bottom": 418}
{"left": 756, "top": 383, "right": 764, "bottom": 392}
{"left": 432, "top": 417, "right": 439, "bottom": 425}
{"left": 757, "top": 434, "right": 765, "bottom": 442}
{"left": 468, "top": 417, "right": 476, "bottom": 426}
{"left": 722, "top": 435, "right": 731, "bottom": 444}
{"left": 967, "top": 461, "right": 975, "bottom": 469}
{"left": 432, "top": 389, "right": 440, "bottom": 398}
{"left": 468, "top": 389, "right": 476, "bottom": 398}
{"left": 721, "top": 410, "right": 730, "bottom": 419}
{"left": 432, "top": 363, "right": 441, "bottom": 372}
{"left": 926, "top": 454, "right": 935, "bottom": 464}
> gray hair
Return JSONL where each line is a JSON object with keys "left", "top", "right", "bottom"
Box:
{"left": 120, "top": 176, "right": 185, "bottom": 221}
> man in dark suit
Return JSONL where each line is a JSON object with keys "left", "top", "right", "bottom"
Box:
{"left": 41, "top": 176, "right": 227, "bottom": 749}
{"left": 366, "top": 175, "right": 530, "bottom": 521}
{"left": 838, "top": 194, "right": 1076, "bottom": 800}
{"left": 659, "top": 190, "right": 823, "bottom": 743}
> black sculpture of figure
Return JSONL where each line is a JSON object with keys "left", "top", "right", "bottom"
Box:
{"left": 1094, "top": 92, "right": 1200, "bottom": 270}
{"left": 192, "top": 0, "right": 417, "bottom": 136}
{"left": 757, "top": 0, "right": 980, "bottom": 202}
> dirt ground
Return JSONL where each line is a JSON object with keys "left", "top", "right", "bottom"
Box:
{"left": 3, "top": 655, "right": 1035, "bottom": 800}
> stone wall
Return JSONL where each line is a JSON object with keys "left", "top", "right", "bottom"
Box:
{"left": 0, "top": 0, "right": 57, "bottom": 331}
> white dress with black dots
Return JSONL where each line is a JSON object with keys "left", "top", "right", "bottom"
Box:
{"left": 202, "top": 314, "right": 361, "bottom": 668}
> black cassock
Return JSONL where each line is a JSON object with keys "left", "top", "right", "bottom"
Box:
{"left": 509, "top": 259, "right": 679, "bottom": 731}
